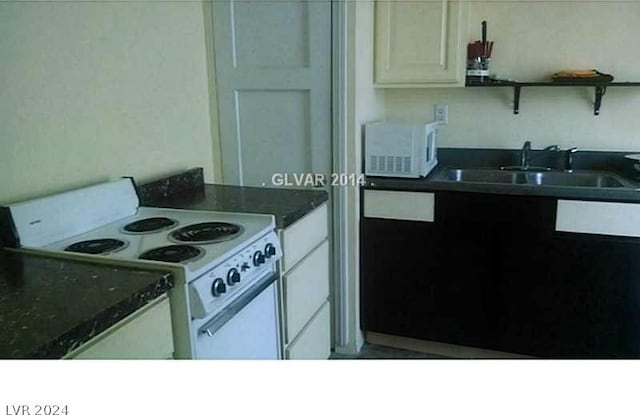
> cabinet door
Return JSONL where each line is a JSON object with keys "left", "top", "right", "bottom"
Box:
{"left": 284, "top": 240, "right": 329, "bottom": 343}
{"left": 492, "top": 196, "right": 558, "bottom": 355}
{"left": 374, "top": 0, "right": 468, "bottom": 86}
{"left": 431, "top": 192, "right": 505, "bottom": 347}
{"left": 361, "top": 191, "right": 499, "bottom": 348}
{"left": 360, "top": 217, "right": 441, "bottom": 339}
{"left": 504, "top": 233, "right": 640, "bottom": 358}
{"left": 497, "top": 197, "right": 640, "bottom": 358}
{"left": 286, "top": 301, "right": 331, "bottom": 359}
{"left": 281, "top": 203, "right": 328, "bottom": 272}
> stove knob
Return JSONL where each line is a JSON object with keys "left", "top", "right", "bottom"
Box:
{"left": 227, "top": 268, "right": 241, "bottom": 286}
{"left": 241, "top": 262, "right": 250, "bottom": 272}
{"left": 211, "top": 278, "right": 227, "bottom": 297}
{"left": 253, "top": 251, "right": 265, "bottom": 266}
{"left": 264, "top": 243, "right": 277, "bottom": 258}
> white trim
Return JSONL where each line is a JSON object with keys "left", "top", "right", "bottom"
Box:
{"left": 364, "top": 190, "right": 435, "bottom": 222}
{"left": 332, "top": 0, "right": 370, "bottom": 356}
{"left": 233, "top": 90, "right": 244, "bottom": 185}
{"left": 331, "top": 0, "right": 350, "bottom": 350}
{"left": 556, "top": 200, "right": 640, "bottom": 237}
{"left": 201, "top": 2, "right": 224, "bottom": 183}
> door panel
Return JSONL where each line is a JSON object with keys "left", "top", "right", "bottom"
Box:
{"left": 212, "top": 0, "right": 331, "bottom": 187}
{"left": 233, "top": 1, "right": 310, "bottom": 69}
{"left": 236, "top": 90, "right": 311, "bottom": 185}
{"left": 388, "top": 2, "right": 445, "bottom": 67}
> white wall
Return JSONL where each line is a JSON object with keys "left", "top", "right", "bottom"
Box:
{"left": 0, "top": 2, "right": 215, "bottom": 204}
{"left": 383, "top": 1, "right": 640, "bottom": 151}
{"left": 341, "top": 0, "right": 385, "bottom": 354}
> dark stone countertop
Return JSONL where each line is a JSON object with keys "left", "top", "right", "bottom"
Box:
{"left": 137, "top": 169, "right": 329, "bottom": 229}
{"left": 0, "top": 250, "right": 174, "bottom": 359}
{"left": 145, "top": 184, "right": 328, "bottom": 229}
{"left": 365, "top": 148, "right": 640, "bottom": 203}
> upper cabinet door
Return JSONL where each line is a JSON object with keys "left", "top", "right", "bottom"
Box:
{"left": 374, "top": 0, "right": 468, "bottom": 87}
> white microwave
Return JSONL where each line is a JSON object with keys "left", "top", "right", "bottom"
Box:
{"left": 364, "top": 121, "right": 439, "bottom": 178}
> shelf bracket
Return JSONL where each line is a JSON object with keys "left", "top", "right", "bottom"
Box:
{"left": 594, "top": 85, "right": 607, "bottom": 116}
{"left": 513, "top": 85, "right": 521, "bottom": 115}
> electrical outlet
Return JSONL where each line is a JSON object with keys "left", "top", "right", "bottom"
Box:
{"left": 434, "top": 103, "right": 448, "bottom": 125}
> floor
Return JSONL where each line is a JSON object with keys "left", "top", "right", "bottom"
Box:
{"left": 331, "top": 343, "right": 444, "bottom": 359}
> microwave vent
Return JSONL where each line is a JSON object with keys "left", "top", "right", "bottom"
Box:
{"left": 369, "top": 155, "right": 411, "bottom": 174}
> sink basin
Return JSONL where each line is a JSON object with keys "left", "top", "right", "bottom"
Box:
{"left": 445, "top": 168, "right": 527, "bottom": 184}
{"left": 500, "top": 165, "right": 553, "bottom": 172}
{"left": 439, "top": 168, "right": 631, "bottom": 189}
{"left": 525, "top": 171, "right": 625, "bottom": 187}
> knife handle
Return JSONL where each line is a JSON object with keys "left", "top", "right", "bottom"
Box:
{"left": 481, "top": 21, "right": 487, "bottom": 52}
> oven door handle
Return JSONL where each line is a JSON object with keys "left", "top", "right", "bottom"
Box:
{"left": 199, "top": 272, "right": 278, "bottom": 337}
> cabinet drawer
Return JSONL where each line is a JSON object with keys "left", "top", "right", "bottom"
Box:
{"left": 66, "top": 296, "right": 173, "bottom": 359}
{"left": 284, "top": 240, "right": 329, "bottom": 343}
{"left": 364, "top": 190, "right": 434, "bottom": 222}
{"left": 556, "top": 200, "right": 640, "bottom": 237}
{"left": 286, "top": 301, "right": 331, "bottom": 360}
{"left": 281, "top": 203, "right": 328, "bottom": 272}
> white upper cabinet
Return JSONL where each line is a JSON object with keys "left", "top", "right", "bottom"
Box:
{"left": 374, "top": 0, "right": 468, "bottom": 87}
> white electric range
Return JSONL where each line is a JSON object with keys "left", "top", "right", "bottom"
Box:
{"left": 0, "top": 178, "right": 282, "bottom": 359}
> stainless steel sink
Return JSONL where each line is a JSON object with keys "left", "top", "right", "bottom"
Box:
{"left": 438, "top": 168, "right": 632, "bottom": 189}
{"left": 525, "top": 171, "right": 625, "bottom": 187}
{"left": 444, "top": 168, "right": 527, "bottom": 184}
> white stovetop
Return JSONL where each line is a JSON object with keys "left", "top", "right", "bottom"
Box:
{"left": 44, "top": 207, "right": 275, "bottom": 277}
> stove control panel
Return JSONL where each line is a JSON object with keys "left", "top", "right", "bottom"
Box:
{"left": 188, "top": 231, "right": 282, "bottom": 320}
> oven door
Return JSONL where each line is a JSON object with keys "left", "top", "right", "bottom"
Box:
{"left": 194, "top": 272, "right": 281, "bottom": 359}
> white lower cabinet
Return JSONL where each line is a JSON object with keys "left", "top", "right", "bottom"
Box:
{"left": 281, "top": 204, "right": 329, "bottom": 272}
{"left": 65, "top": 295, "right": 173, "bottom": 359}
{"left": 279, "top": 203, "right": 331, "bottom": 359}
{"left": 286, "top": 301, "right": 331, "bottom": 360}
{"left": 284, "top": 240, "right": 329, "bottom": 343}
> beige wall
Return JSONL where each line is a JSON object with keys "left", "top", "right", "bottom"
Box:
{"left": 0, "top": 2, "right": 215, "bottom": 204}
{"left": 383, "top": 1, "right": 640, "bottom": 151}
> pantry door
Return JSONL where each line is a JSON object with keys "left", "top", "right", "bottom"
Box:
{"left": 212, "top": 0, "right": 332, "bottom": 187}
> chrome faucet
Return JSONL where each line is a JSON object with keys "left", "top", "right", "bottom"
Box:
{"left": 520, "top": 141, "right": 532, "bottom": 168}
{"left": 520, "top": 140, "right": 560, "bottom": 169}
{"left": 564, "top": 147, "right": 578, "bottom": 171}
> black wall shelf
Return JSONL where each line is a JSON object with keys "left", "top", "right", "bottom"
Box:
{"left": 465, "top": 80, "right": 640, "bottom": 116}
